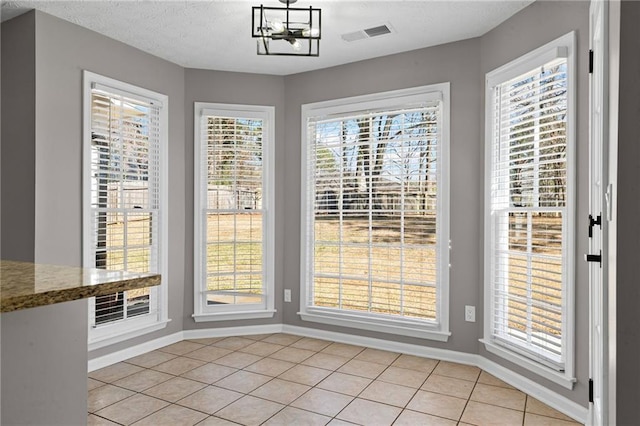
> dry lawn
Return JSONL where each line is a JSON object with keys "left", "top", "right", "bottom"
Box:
{"left": 312, "top": 214, "right": 437, "bottom": 320}
{"left": 102, "top": 213, "right": 564, "bottom": 337}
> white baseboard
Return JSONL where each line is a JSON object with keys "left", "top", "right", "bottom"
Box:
{"left": 477, "top": 357, "right": 589, "bottom": 424}
{"left": 88, "top": 324, "right": 284, "bottom": 372}
{"left": 282, "top": 325, "right": 478, "bottom": 366}
{"left": 88, "top": 331, "right": 184, "bottom": 372}
{"left": 182, "top": 324, "right": 284, "bottom": 340}
{"left": 283, "top": 324, "right": 585, "bottom": 422}
{"left": 87, "top": 323, "right": 588, "bottom": 424}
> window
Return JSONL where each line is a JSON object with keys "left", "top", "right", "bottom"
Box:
{"left": 300, "top": 84, "right": 450, "bottom": 341}
{"left": 193, "top": 103, "right": 275, "bottom": 321}
{"left": 83, "top": 71, "right": 169, "bottom": 349}
{"left": 483, "top": 32, "right": 576, "bottom": 387}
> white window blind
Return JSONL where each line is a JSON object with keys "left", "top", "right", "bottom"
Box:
{"left": 87, "top": 84, "right": 161, "bottom": 326}
{"left": 301, "top": 85, "right": 450, "bottom": 340}
{"left": 193, "top": 104, "right": 275, "bottom": 321}
{"left": 487, "top": 49, "right": 573, "bottom": 370}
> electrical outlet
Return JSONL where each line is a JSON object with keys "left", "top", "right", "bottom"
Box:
{"left": 465, "top": 305, "right": 476, "bottom": 322}
{"left": 284, "top": 289, "right": 292, "bottom": 303}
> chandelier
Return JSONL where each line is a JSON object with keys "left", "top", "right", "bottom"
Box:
{"left": 252, "top": 0, "right": 321, "bottom": 56}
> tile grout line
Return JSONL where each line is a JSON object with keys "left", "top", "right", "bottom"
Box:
{"left": 155, "top": 335, "right": 306, "bottom": 424}
{"left": 226, "top": 334, "right": 323, "bottom": 425}
{"left": 457, "top": 370, "right": 482, "bottom": 425}
{"left": 91, "top": 340, "right": 247, "bottom": 421}
{"left": 90, "top": 334, "right": 581, "bottom": 425}
{"left": 257, "top": 342, "right": 365, "bottom": 422}
{"left": 331, "top": 352, "right": 425, "bottom": 424}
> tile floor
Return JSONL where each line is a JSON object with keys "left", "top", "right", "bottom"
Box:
{"left": 88, "top": 333, "right": 582, "bottom": 426}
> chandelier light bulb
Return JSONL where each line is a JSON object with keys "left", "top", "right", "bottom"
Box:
{"left": 302, "top": 27, "right": 319, "bottom": 37}
{"left": 270, "top": 19, "right": 285, "bottom": 33}
{"left": 252, "top": 1, "right": 320, "bottom": 56}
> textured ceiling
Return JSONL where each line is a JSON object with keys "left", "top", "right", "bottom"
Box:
{"left": 1, "top": 0, "right": 535, "bottom": 75}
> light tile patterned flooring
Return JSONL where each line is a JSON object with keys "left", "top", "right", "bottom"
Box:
{"left": 88, "top": 334, "right": 582, "bottom": 426}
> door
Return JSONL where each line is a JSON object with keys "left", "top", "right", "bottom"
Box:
{"left": 588, "top": 1, "right": 608, "bottom": 424}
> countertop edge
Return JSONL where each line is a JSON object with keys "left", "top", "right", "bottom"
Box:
{"left": 1, "top": 275, "right": 161, "bottom": 313}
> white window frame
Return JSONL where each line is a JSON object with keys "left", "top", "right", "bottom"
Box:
{"left": 300, "top": 84, "right": 451, "bottom": 341}
{"left": 482, "top": 32, "right": 577, "bottom": 389}
{"left": 83, "top": 71, "right": 169, "bottom": 350}
{"left": 193, "top": 102, "right": 275, "bottom": 322}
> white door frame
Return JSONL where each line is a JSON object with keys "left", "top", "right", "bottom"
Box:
{"left": 588, "top": 1, "right": 609, "bottom": 424}
{"left": 605, "top": 1, "right": 621, "bottom": 424}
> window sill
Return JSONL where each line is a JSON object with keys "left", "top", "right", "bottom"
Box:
{"left": 299, "top": 310, "right": 450, "bottom": 342}
{"left": 192, "top": 309, "right": 276, "bottom": 322}
{"left": 89, "top": 318, "right": 171, "bottom": 351}
{"left": 480, "top": 339, "right": 576, "bottom": 389}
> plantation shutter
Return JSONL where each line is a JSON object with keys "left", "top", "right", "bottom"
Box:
{"left": 489, "top": 56, "right": 569, "bottom": 368}
{"left": 306, "top": 103, "right": 442, "bottom": 322}
{"left": 198, "top": 112, "right": 265, "bottom": 307}
{"left": 88, "top": 83, "right": 162, "bottom": 326}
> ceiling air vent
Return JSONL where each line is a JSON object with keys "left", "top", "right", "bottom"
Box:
{"left": 364, "top": 25, "right": 392, "bottom": 38}
{"left": 341, "top": 24, "right": 393, "bottom": 43}
{"left": 341, "top": 30, "right": 368, "bottom": 42}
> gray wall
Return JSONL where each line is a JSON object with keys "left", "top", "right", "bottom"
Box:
{"left": 183, "top": 69, "right": 286, "bottom": 330}
{"left": 279, "top": 1, "right": 590, "bottom": 406}
{"left": 1, "top": 12, "right": 36, "bottom": 262}
{"left": 281, "top": 38, "right": 483, "bottom": 354}
{"left": 478, "top": 0, "right": 590, "bottom": 404}
{"left": 1, "top": 300, "right": 88, "bottom": 425}
{"left": 615, "top": 1, "right": 640, "bottom": 423}
{"left": 0, "top": 11, "right": 188, "bottom": 359}
{"left": 0, "top": 2, "right": 599, "bottom": 409}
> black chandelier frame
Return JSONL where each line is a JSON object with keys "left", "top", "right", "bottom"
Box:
{"left": 251, "top": 0, "right": 321, "bottom": 57}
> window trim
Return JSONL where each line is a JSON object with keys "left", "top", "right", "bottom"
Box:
{"left": 192, "top": 102, "right": 276, "bottom": 322}
{"left": 482, "top": 32, "right": 576, "bottom": 389}
{"left": 299, "top": 84, "right": 451, "bottom": 341}
{"left": 82, "top": 71, "right": 169, "bottom": 349}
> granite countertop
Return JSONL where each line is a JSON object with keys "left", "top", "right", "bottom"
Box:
{"left": 0, "top": 260, "right": 161, "bottom": 313}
